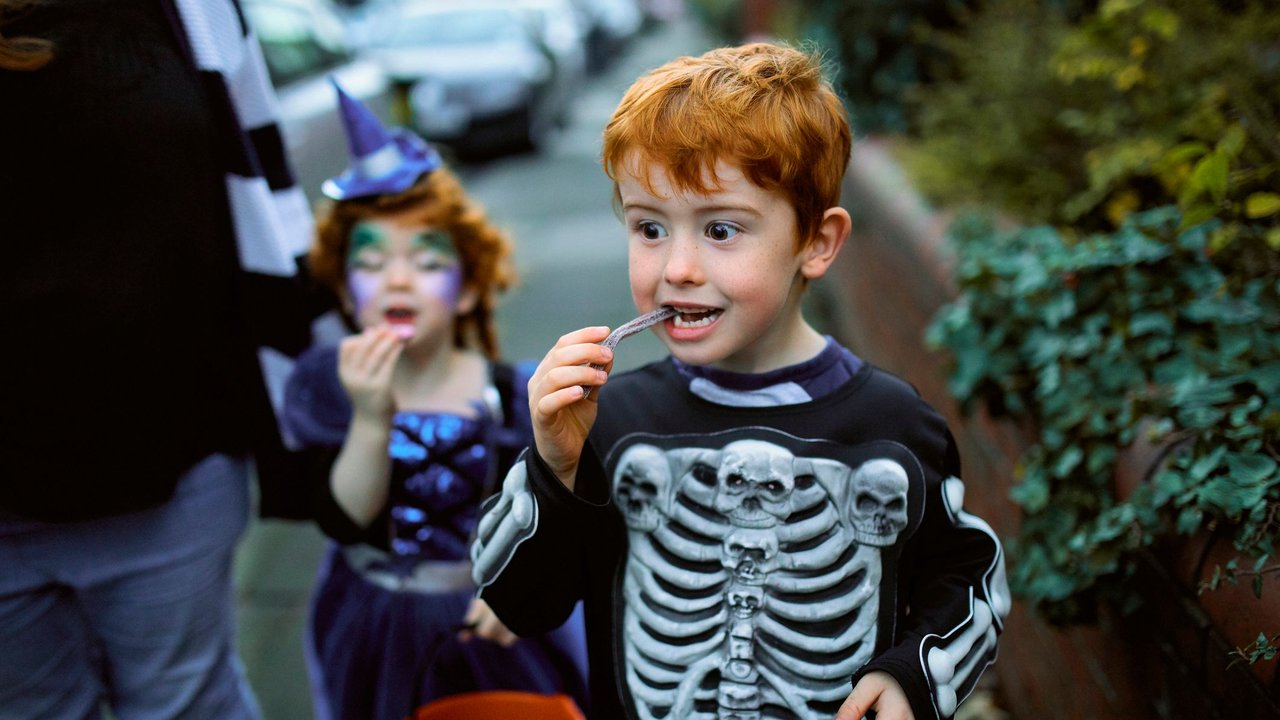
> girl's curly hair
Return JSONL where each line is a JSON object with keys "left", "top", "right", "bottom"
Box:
{"left": 310, "top": 167, "right": 516, "bottom": 359}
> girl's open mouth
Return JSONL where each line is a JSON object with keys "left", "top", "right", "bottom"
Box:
{"left": 384, "top": 307, "right": 417, "bottom": 339}
{"left": 384, "top": 307, "right": 416, "bottom": 324}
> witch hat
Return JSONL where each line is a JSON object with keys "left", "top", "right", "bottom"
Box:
{"left": 321, "top": 78, "right": 443, "bottom": 201}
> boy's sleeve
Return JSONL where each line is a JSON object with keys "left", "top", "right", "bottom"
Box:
{"left": 471, "top": 444, "right": 607, "bottom": 636}
{"left": 850, "top": 431, "right": 1011, "bottom": 720}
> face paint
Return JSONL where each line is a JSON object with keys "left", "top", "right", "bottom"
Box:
{"left": 344, "top": 218, "right": 467, "bottom": 341}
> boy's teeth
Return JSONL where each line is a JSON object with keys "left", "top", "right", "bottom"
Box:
{"left": 673, "top": 310, "right": 720, "bottom": 328}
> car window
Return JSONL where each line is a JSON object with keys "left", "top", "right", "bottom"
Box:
{"left": 246, "top": 2, "right": 353, "bottom": 87}
{"left": 383, "top": 9, "right": 528, "bottom": 48}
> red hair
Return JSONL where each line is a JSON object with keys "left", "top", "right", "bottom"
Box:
{"left": 311, "top": 167, "right": 515, "bottom": 359}
{"left": 602, "top": 42, "right": 852, "bottom": 248}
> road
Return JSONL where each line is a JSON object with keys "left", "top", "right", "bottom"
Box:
{"left": 232, "top": 16, "right": 718, "bottom": 720}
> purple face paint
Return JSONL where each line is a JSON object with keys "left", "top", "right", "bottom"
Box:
{"left": 346, "top": 221, "right": 465, "bottom": 334}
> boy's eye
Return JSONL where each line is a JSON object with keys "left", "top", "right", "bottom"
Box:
{"left": 706, "top": 222, "right": 741, "bottom": 242}
{"left": 636, "top": 220, "right": 668, "bottom": 240}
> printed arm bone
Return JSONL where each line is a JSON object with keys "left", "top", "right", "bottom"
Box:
{"left": 928, "top": 600, "right": 998, "bottom": 717}
{"left": 470, "top": 464, "right": 536, "bottom": 584}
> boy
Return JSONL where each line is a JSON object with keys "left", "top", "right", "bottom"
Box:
{"left": 471, "top": 43, "right": 1009, "bottom": 720}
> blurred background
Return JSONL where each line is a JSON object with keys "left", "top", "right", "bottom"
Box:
{"left": 234, "top": 1, "right": 1280, "bottom": 718}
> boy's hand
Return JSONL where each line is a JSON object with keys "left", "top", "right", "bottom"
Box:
{"left": 837, "top": 671, "right": 914, "bottom": 720}
{"left": 458, "top": 597, "right": 518, "bottom": 647}
{"left": 337, "top": 326, "right": 404, "bottom": 422}
{"left": 528, "top": 326, "right": 614, "bottom": 490}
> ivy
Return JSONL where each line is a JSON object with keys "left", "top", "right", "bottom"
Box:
{"left": 927, "top": 206, "right": 1280, "bottom": 631}
{"left": 902, "top": 0, "right": 1280, "bottom": 661}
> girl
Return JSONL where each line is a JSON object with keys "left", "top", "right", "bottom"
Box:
{"left": 282, "top": 84, "right": 587, "bottom": 720}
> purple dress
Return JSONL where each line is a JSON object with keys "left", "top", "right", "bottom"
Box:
{"left": 283, "top": 347, "right": 588, "bottom": 720}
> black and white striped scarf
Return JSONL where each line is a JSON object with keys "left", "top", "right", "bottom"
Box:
{"left": 167, "top": 0, "right": 325, "bottom": 517}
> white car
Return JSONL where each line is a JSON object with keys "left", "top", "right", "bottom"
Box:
{"left": 364, "top": 0, "right": 574, "bottom": 155}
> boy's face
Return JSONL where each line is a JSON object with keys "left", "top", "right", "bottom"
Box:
{"left": 344, "top": 209, "right": 476, "bottom": 347}
{"left": 620, "top": 157, "right": 820, "bottom": 373}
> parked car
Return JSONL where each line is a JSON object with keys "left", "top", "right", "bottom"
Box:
{"left": 363, "top": 0, "right": 572, "bottom": 155}
{"left": 571, "top": 0, "right": 643, "bottom": 72}
{"left": 243, "top": 0, "right": 396, "bottom": 203}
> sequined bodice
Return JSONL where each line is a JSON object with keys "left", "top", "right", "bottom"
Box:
{"left": 386, "top": 412, "right": 492, "bottom": 563}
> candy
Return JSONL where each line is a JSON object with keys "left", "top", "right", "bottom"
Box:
{"left": 582, "top": 306, "right": 678, "bottom": 400}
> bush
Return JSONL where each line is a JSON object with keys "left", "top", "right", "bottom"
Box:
{"left": 913, "top": 0, "right": 1280, "bottom": 640}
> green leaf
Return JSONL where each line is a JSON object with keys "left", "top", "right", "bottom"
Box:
{"left": 1177, "top": 507, "right": 1202, "bottom": 534}
{"left": 1189, "top": 152, "right": 1229, "bottom": 202}
{"left": 1225, "top": 453, "right": 1277, "bottom": 486}
{"left": 1052, "top": 446, "right": 1084, "bottom": 479}
{"left": 1254, "top": 574, "right": 1264, "bottom": 599}
{"left": 1245, "top": 193, "right": 1280, "bottom": 219}
{"left": 1217, "top": 124, "right": 1247, "bottom": 158}
{"left": 1129, "top": 312, "right": 1172, "bottom": 336}
{"left": 1179, "top": 203, "right": 1218, "bottom": 230}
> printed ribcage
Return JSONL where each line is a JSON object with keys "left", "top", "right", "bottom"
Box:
{"left": 620, "top": 454, "right": 880, "bottom": 720}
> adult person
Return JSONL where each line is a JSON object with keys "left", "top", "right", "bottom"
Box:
{"left": 0, "top": 1, "right": 325, "bottom": 717}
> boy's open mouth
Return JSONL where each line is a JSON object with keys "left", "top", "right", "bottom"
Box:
{"left": 671, "top": 308, "right": 722, "bottom": 328}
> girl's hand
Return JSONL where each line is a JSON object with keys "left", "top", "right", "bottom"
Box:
{"left": 836, "top": 671, "right": 914, "bottom": 720}
{"left": 458, "top": 597, "right": 518, "bottom": 647}
{"left": 528, "top": 326, "right": 613, "bottom": 491}
{"left": 337, "top": 326, "right": 404, "bottom": 422}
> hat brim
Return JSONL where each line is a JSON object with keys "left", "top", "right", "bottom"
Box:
{"left": 321, "top": 133, "right": 443, "bottom": 201}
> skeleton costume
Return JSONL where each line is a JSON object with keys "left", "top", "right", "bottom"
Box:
{"left": 473, "top": 342, "right": 1009, "bottom": 720}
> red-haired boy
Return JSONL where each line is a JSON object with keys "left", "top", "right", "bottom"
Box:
{"left": 472, "top": 43, "right": 1009, "bottom": 720}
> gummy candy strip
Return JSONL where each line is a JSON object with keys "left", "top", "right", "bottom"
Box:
{"left": 582, "top": 306, "right": 678, "bottom": 400}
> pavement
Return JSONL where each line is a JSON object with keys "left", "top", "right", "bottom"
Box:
{"left": 232, "top": 14, "right": 720, "bottom": 720}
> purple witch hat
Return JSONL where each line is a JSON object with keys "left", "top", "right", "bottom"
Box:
{"left": 321, "top": 79, "right": 443, "bottom": 201}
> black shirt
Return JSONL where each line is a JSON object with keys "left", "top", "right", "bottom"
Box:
{"left": 1, "top": 0, "right": 262, "bottom": 519}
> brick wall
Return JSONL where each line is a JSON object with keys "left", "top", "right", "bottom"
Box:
{"left": 816, "top": 138, "right": 1280, "bottom": 719}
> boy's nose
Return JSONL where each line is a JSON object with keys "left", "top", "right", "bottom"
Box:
{"left": 663, "top": 236, "right": 705, "bottom": 286}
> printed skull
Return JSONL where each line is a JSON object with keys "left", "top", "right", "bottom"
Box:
{"left": 847, "top": 458, "right": 909, "bottom": 547}
{"left": 721, "top": 527, "right": 780, "bottom": 582}
{"left": 726, "top": 582, "right": 765, "bottom": 619}
{"left": 713, "top": 440, "right": 797, "bottom": 528}
{"left": 613, "top": 444, "right": 674, "bottom": 532}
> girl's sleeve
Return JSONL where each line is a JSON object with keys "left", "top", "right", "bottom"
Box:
{"left": 281, "top": 346, "right": 390, "bottom": 546}
{"left": 849, "top": 431, "right": 1012, "bottom": 720}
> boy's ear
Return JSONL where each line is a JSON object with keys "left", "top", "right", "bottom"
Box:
{"left": 800, "top": 207, "right": 851, "bottom": 280}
